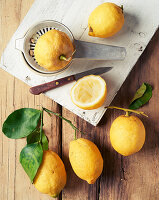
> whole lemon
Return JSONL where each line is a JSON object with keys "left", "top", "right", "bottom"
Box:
{"left": 34, "top": 29, "right": 74, "bottom": 71}
{"left": 110, "top": 115, "right": 146, "bottom": 156}
{"left": 34, "top": 150, "right": 66, "bottom": 197}
{"left": 69, "top": 138, "right": 103, "bottom": 184}
{"left": 88, "top": 3, "right": 124, "bottom": 38}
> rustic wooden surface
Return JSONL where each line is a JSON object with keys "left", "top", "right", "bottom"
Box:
{"left": 0, "top": 1, "right": 159, "bottom": 200}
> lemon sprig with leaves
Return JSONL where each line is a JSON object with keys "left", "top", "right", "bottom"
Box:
{"left": 2, "top": 106, "right": 84, "bottom": 182}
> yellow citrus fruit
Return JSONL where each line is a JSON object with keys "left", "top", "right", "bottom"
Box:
{"left": 88, "top": 3, "right": 124, "bottom": 38}
{"left": 110, "top": 115, "right": 146, "bottom": 156}
{"left": 34, "top": 29, "right": 74, "bottom": 71}
{"left": 70, "top": 75, "right": 107, "bottom": 109}
{"left": 34, "top": 150, "right": 66, "bottom": 197}
{"left": 69, "top": 138, "right": 103, "bottom": 184}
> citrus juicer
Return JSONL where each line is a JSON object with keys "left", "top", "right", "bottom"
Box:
{"left": 15, "top": 20, "right": 126, "bottom": 75}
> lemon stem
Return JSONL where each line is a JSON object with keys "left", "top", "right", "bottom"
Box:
{"left": 89, "top": 26, "right": 93, "bottom": 32}
{"left": 59, "top": 50, "right": 76, "bottom": 61}
{"left": 59, "top": 54, "right": 67, "bottom": 61}
{"left": 39, "top": 108, "right": 44, "bottom": 144}
{"left": 125, "top": 111, "right": 129, "bottom": 117}
{"left": 105, "top": 106, "right": 148, "bottom": 117}
{"left": 74, "top": 130, "right": 77, "bottom": 140}
{"left": 43, "top": 107, "right": 85, "bottom": 138}
{"left": 121, "top": 5, "right": 123, "bottom": 13}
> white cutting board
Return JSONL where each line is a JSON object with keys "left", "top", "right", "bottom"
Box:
{"left": 1, "top": 0, "right": 159, "bottom": 126}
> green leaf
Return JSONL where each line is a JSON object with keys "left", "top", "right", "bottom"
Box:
{"left": 130, "top": 83, "right": 147, "bottom": 104}
{"left": 20, "top": 143, "right": 43, "bottom": 183}
{"left": 2, "top": 108, "right": 41, "bottom": 139}
{"left": 27, "top": 128, "right": 48, "bottom": 150}
{"left": 129, "top": 83, "right": 152, "bottom": 110}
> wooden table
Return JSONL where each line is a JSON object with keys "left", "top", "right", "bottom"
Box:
{"left": 0, "top": 1, "right": 159, "bottom": 200}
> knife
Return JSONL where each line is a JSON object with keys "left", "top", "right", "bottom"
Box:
{"left": 29, "top": 67, "right": 112, "bottom": 95}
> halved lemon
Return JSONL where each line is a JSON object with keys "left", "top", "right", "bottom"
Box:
{"left": 71, "top": 75, "right": 107, "bottom": 110}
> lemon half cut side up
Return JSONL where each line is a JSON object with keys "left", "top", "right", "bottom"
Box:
{"left": 71, "top": 75, "right": 107, "bottom": 110}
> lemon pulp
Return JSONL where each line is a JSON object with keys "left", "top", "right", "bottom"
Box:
{"left": 71, "top": 75, "right": 107, "bottom": 109}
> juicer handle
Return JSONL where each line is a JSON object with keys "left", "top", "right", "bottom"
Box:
{"left": 74, "top": 39, "right": 126, "bottom": 60}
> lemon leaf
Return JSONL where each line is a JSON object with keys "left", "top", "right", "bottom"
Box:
{"left": 27, "top": 128, "right": 48, "bottom": 150}
{"left": 20, "top": 143, "right": 43, "bottom": 183}
{"left": 2, "top": 108, "right": 41, "bottom": 139}
{"left": 129, "top": 83, "right": 152, "bottom": 110}
{"left": 130, "top": 83, "right": 147, "bottom": 104}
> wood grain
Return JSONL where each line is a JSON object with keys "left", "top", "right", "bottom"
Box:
{"left": 62, "top": 30, "right": 159, "bottom": 200}
{"left": 0, "top": 0, "right": 159, "bottom": 200}
{"left": 2, "top": 0, "right": 159, "bottom": 126}
{"left": 0, "top": 1, "right": 61, "bottom": 200}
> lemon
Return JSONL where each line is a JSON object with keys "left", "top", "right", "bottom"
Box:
{"left": 34, "top": 150, "right": 66, "bottom": 197}
{"left": 69, "top": 138, "right": 103, "bottom": 184}
{"left": 110, "top": 115, "right": 146, "bottom": 156}
{"left": 34, "top": 29, "right": 74, "bottom": 71}
{"left": 71, "top": 75, "right": 107, "bottom": 109}
{"left": 88, "top": 3, "right": 124, "bottom": 38}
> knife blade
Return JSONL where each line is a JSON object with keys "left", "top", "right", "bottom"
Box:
{"left": 29, "top": 67, "right": 112, "bottom": 95}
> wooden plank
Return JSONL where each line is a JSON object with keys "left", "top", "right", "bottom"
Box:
{"left": 62, "top": 109, "right": 100, "bottom": 200}
{"left": 98, "top": 29, "right": 159, "bottom": 200}
{"left": 0, "top": 1, "right": 62, "bottom": 200}
{"left": 62, "top": 29, "right": 159, "bottom": 200}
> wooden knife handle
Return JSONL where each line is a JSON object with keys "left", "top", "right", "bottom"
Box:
{"left": 29, "top": 75, "right": 75, "bottom": 95}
